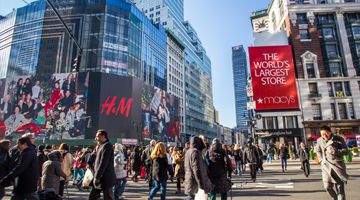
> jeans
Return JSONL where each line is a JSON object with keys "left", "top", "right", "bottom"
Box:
{"left": 114, "top": 178, "right": 127, "bottom": 198}
{"left": 209, "top": 192, "right": 227, "bottom": 200}
{"left": 235, "top": 160, "right": 242, "bottom": 175}
{"left": 73, "top": 168, "right": 84, "bottom": 182}
{"left": 267, "top": 154, "right": 274, "bottom": 163}
{"left": 302, "top": 161, "right": 310, "bottom": 177}
{"left": 280, "top": 157, "right": 287, "bottom": 171}
{"left": 149, "top": 180, "right": 167, "bottom": 200}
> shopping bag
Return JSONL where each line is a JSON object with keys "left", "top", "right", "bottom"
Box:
{"left": 82, "top": 168, "right": 94, "bottom": 187}
{"left": 140, "top": 167, "right": 146, "bottom": 179}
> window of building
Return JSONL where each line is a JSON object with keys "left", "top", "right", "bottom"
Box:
{"left": 330, "top": 103, "right": 337, "bottom": 120}
{"left": 306, "top": 63, "right": 316, "bottom": 78}
{"left": 300, "top": 29, "right": 310, "bottom": 40}
{"left": 334, "top": 82, "right": 345, "bottom": 97}
{"left": 297, "top": 13, "right": 307, "bottom": 24}
{"left": 156, "top": 5, "right": 161, "bottom": 9}
{"left": 156, "top": 11, "right": 160, "bottom": 15}
{"left": 344, "top": 81, "right": 352, "bottom": 96}
{"left": 338, "top": 103, "right": 348, "bottom": 119}
{"left": 323, "top": 27, "right": 335, "bottom": 39}
{"left": 162, "top": 21, "right": 167, "bottom": 26}
{"left": 295, "top": 0, "right": 305, "bottom": 4}
{"left": 326, "top": 44, "right": 338, "bottom": 58}
{"left": 349, "top": 102, "right": 355, "bottom": 119}
{"left": 312, "top": 104, "right": 322, "bottom": 120}
{"left": 329, "top": 62, "right": 342, "bottom": 77}
{"left": 283, "top": 116, "right": 298, "bottom": 128}
{"left": 308, "top": 83, "right": 319, "bottom": 96}
{"left": 328, "top": 82, "right": 334, "bottom": 97}
{"left": 263, "top": 117, "right": 278, "bottom": 129}
{"left": 149, "top": 14, "right": 154, "bottom": 18}
{"left": 318, "top": 14, "right": 334, "bottom": 24}
{"left": 353, "top": 26, "right": 360, "bottom": 39}
{"left": 355, "top": 43, "right": 360, "bottom": 56}
{"left": 150, "top": 7, "right": 154, "bottom": 11}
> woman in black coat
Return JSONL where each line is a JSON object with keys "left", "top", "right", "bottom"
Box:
{"left": 206, "top": 138, "right": 232, "bottom": 200}
{"left": 299, "top": 142, "right": 310, "bottom": 177}
{"left": 130, "top": 146, "right": 142, "bottom": 182}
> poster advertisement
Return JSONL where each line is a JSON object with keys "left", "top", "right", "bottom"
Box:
{"left": 249, "top": 45, "right": 299, "bottom": 111}
{"left": 0, "top": 72, "right": 89, "bottom": 140}
{"left": 357, "top": 135, "right": 360, "bottom": 148}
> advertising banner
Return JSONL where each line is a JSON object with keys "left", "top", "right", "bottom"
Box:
{"left": 249, "top": 45, "right": 299, "bottom": 111}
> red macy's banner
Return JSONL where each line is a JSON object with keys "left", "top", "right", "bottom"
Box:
{"left": 249, "top": 45, "right": 299, "bottom": 111}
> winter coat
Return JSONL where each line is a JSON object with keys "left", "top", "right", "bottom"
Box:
{"left": 243, "top": 145, "right": 259, "bottom": 165}
{"left": 299, "top": 147, "right": 310, "bottom": 162}
{"left": 41, "top": 151, "right": 66, "bottom": 194}
{"left": 130, "top": 150, "right": 141, "bottom": 172}
{"left": 60, "top": 151, "right": 73, "bottom": 181}
{"left": 316, "top": 135, "right": 349, "bottom": 183}
{"left": 141, "top": 145, "right": 154, "bottom": 166}
{"left": 173, "top": 153, "right": 185, "bottom": 178}
{"left": 184, "top": 137, "right": 213, "bottom": 196}
{"left": 152, "top": 157, "right": 169, "bottom": 182}
{"left": 114, "top": 151, "right": 127, "bottom": 179}
{"left": 0, "top": 146, "right": 39, "bottom": 195}
{"left": 37, "top": 151, "right": 46, "bottom": 177}
{"left": 233, "top": 149, "right": 243, "bottom": 162}
{"left": 206, "top": 143, "right": 232, "bottom": 194}
{"left": 279, "top": 146, "right": 289, "bottom": 159}
{"left": 93, "top": 141, "right": 116, "bottom": 189}
{"left": 0, "top": 147, "right": 10, "bottom": 179}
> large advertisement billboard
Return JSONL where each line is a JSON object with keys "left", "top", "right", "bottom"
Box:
{"left": 248, "top": 45, "right": 299, "bottom": 111}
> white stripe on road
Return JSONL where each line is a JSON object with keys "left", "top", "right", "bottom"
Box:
{"left": 275, "top": 185, "right": 294, "bottom": 189}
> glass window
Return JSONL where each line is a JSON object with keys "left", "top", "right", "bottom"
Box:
{"left": 308, "top": 83, "right": 318, "bottom": 96}
{"left": 312, "top": 104, "right": 322, "bottom": 120}
{"left": 326, "top": 44, "right": 338, "bottom": 58}
{"left": 330, "top": 103, "right": 337, "bottom": 120}
{"left": 353, "top": 26, "right": 360, "bottom": 38}
{"left": 334, "top": 82, "right": 344, "bottom": 97}
{"left": 306, "top": 63, "right": 316, "bottom": 78}
{"left": 329, "top": 62, "right": 342, "bottom": 77}
{"left": 356, "top": 43, "right": 360, "bottom": 56}
{"left": 283, "top": 116, "right": 297, "bottom": 128}
{"left": 263, "top": 117, "right": 277, "bottom": 129}
{"left": 297, "top": 13, "right": 307, "bottom": 24}
{"left": 327, "top": 82, "right": 334, "bottom": 97}
{"left": 344, "top": 81, "right": 351, "bottom": 96}
{"left": 300, "top": 29, "right": 310, "bottom": 40}
{"left": 323, "top": 27, "right": 335, "bottom": 39}
{"left": 349, "top": 102, "right": 355, "bottom": 119}
{"left": 338, "top": 103, "right": 348, "bottom": 119}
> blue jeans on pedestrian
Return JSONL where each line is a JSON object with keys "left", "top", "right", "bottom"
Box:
{"left": 235, "top": 160, "right": 242, "bottom": 175}
{"left": 280, "top": 157, "right": 287, "bottom": 171}
{"left": 149, "top": 180, "right": 167, "bottom": 200}
{"left": 73, "top": 168, "right": 84, "bottom": 183}
{"left": 114, "top": 178, "right": 127, "bottom": 198}
{"left": 267, "top": 154, "right": 274, "bottom": 163}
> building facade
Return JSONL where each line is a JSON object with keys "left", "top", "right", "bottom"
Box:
{"left": 251, "top": 0, "right": 360, "bottom": 147}
{"left": 166, "top": 30, "right": 186, "bottom": 138}
{"left": 0, "top": 0, "right": 167, "bottom": 90}
{"left": 232, "top": 45, "right": 249, "bottom": 136}
{"left": 134, "top": 0, "right": 217, "bottom": 140}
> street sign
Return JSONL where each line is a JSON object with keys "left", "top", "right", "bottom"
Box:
{"left": 256, "top": 114, "right": 262, "bottom": 120}
{"left": 247, "top": 101, "right": 256, "bottom": 110}
{"left": 247, "top": 86, "right": 253, "bottom": 97}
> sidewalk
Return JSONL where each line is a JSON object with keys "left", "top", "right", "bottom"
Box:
{"left": 263, "top": 156, "right": 360, "bottom": 167}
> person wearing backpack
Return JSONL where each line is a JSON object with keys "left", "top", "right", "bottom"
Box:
{"left": 243, "top": 138, "right": 259, "bottom": 182}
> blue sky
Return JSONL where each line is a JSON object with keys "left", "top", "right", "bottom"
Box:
{"left": 1, "top": 0, "right": 270, "bottom": 128}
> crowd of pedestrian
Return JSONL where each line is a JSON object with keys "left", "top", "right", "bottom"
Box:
{"left": 0, "top": 125, "right": 350, "bottom": 200}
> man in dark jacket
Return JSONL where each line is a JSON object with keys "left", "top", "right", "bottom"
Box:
{"left": 243, "top": 138, "right": 259, "bottom": 182}
{"left": 141, "top": 140, "right": 156, "bottom": 189}
{"left": 0, "top": 140, "right": 10, "bottom": 199}
{"left": 89, "top": 129, "right": 116, "bottom": 200}
{"left": 0, "top": 137, "right": 39, "bottom": 199}
{"left": 299, "top": 142, "right": 310, "bottom": 177}
{"left": 184, "top": 136, "right": 213, "bottom": 200}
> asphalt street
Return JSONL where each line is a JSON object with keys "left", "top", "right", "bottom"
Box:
{"left": 3, "top": 158, "right": 360, "bottom": 200}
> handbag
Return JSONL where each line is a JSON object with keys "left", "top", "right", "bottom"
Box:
{"left": 82, "top": 168, "right": 94, "bottom": 187}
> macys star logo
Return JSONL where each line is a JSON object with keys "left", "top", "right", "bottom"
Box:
{"left": 257, "top": 98, "right": 263, "bottom": 104}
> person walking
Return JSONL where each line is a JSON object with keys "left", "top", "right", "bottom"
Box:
{"left": 37, "top": 145, "right": 46, "bottom": 188}
{"left": 316, "top": 125, "right": 349, "bottom": 200}
{"left": 233, "top": 144, "right": 243, "bottom": 175}
{"left": 0, "top": 140, "right": 10, "bottom": 199}
{"left": 243, "top": 138, "right": 259, "bottom": 182}
{"left": 130, "top": 146, "right": 142, "bottom": 182}
{"left": 255, "top": 144, "right": 264, "bottom": 173}
{"left": 0, "top": 137, "right": 39, "bottom": 200}
{"left": 114, "top": 143, "right": 127, "bottom": 200}
{"left": 299, "top": 142, "right": 310, "bottom": 177}
{"left": 58, "top": 143, "right": 73, "bottom": 197}
{"left": 184, "top": 136, "right": 213, "bottom": 200}
{"left": 173, "top": 147, "right": 185, "bottom": 194}
{"left": 41, "top": 151, "right": 67, "bottom": 194}
{"left": 148, "top": 142, "right": 170, "bottom": 200}
{"left": 279, "top": 143, "right": 289, "bottom": 172}
{"left": 142, "top": 140, "right": 156, "bottom": 189}
{"left": 266, "top": 145, "right": 275, "bottom": 163}
{"left": 206, "top": 139, "right": 232, "bottom": 200}
{"left": 89, "top": 129, "right": 116, "bottom": 200}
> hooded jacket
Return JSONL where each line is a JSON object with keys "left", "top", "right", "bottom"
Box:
{"left": 184, "top": 136, "right": 213, "bottom": 195}
{"left": 41, "top": 151, "right": 66, "bottom": 194}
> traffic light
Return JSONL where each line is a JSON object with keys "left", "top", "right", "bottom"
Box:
{"left": 72, "top": 54, "right": 82, "bottom": 73}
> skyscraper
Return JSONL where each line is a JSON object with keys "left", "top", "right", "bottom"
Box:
{"left": 134, "top": 0, "right": 217, "bottom": 140}
{"left": 232, "top": 45, "right": 248, "bottom": 135}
